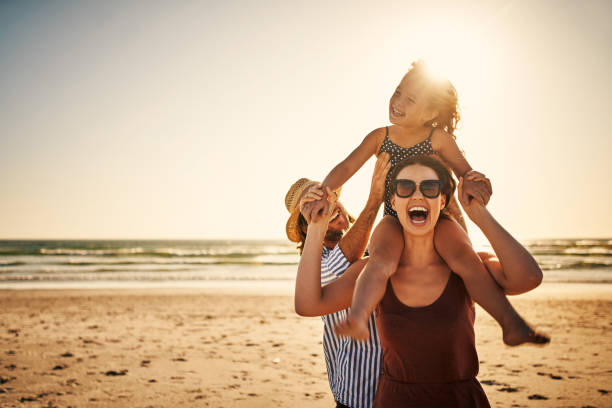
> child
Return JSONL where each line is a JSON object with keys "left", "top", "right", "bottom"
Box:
{"left": 313, "top": 60, "right": 548, "bottom": 346}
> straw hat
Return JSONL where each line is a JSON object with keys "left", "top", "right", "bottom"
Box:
{"left": 285, "top": 178, "right": 352, "bottom": 243}
{"left": 285, "top": 178, "right": 321, "bottom": 242}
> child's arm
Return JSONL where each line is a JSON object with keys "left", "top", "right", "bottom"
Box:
{"left": 321, "top": 127, "right": 385, "bottom": 191}
{"left": 294, "top": 197, "right": 367, "bottom": 317}
{"left": 458, "top": 177, "right": 543, "bottom": 295}
{"left": 431, "top": 129, "right": 492, "bottom": 205}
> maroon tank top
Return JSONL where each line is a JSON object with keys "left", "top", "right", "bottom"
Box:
{"left": 374, "top": 272, "right": 490, "bottom": 407}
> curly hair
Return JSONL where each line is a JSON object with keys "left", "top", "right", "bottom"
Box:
{"left": 405, "top": 60, "right": 461, "bottom": 137}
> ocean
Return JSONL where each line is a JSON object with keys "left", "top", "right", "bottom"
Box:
{"left": 0, "top": 239, "right": 611, "bottom": 289}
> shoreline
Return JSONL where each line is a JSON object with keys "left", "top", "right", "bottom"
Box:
{"left": 1, "top": 280, "right": 611, "bottom": 299}
{"left": 0, "top": 279, "right": 296, "bottom": 296}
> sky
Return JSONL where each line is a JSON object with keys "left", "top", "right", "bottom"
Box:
{"left": 0, "top": 0, "right": 611, "bottom": 241}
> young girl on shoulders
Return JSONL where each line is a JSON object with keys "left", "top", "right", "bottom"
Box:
{"left": 314, "top": 60, "right": 548, "bottom": 345}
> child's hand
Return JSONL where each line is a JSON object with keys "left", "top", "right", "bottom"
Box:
{"left": 465, "top": 170, "right": 492, "bottom": 196}
{"left": 461, "top": 174, "right": 492, "bottom": 206}
{"left": 333, "top": 312, "right": 369, "bottom": 341}
{"left": 301, "top": 187, "right": 337, "bottom": 225}
{"left": 369, "top": 153, "right": 391, "bottom": 204}
{"left": 458, "top": 177, "right": 488, "bottom": 222}
{"left": 298, "top": 183, "right": 324, "bottom": 210}
{"left": 465, "top": 169, "right": 487, "bottom": 182}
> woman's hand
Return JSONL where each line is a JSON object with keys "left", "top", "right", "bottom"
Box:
{"left": 299, "top": 184, "right": 326, "bottom": 226}
{"left": 369, "top": 153, "right": 391, "bottom": 205}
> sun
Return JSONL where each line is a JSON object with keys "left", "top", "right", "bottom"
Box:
{"left": 410, "top": 23, "right": 492, "bottom": 102}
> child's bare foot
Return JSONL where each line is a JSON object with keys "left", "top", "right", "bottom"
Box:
{"left": 334, "top": 313, "right": 369, "bottom": 341}
{"left": 502, "top": 314, "right": 550, "bottom": 346}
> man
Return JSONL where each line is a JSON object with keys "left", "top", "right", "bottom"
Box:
{"left": 284, "top": 154, "right": 390, "bottom": 408}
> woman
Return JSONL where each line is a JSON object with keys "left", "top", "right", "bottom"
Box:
{"left": 296, "top": 155, "right": 547, "bottom": 407}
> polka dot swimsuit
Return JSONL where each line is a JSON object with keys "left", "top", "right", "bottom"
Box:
{"left": 379, "top": 126, "right": 435, "bottom": 217}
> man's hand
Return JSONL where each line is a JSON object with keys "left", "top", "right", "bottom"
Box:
{"left": 369, "top": 153, "right": 391, "bottom": 205}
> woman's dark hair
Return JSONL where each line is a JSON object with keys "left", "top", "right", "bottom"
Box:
{"left": 388, "top": 155, "right": 456, "bottom": 214}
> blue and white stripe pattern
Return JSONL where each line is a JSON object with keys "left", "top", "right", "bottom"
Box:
{"left": 321, "top": 245, "right": 383, "bottom": 408}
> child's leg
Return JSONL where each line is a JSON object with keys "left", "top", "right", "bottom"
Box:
{"left": 365, "top": 215, "right": 405, "bottom": 274}
{"left": 435, "top": 217, "right": 549, "bottom": 345}
{"left": 477, "top": 252, "right": 542, "bottom": 295}
{"left": 334, "top": 215, "right": 403, "bottom": 340}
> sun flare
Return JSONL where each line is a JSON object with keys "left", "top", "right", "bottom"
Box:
{"left": 415, "top": 26, "right": 490, "bottom": 96}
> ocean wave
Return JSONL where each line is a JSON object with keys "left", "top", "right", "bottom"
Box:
{"left": 90, "top": 267, "right": 193, "bottom": 273}
{"left": 0, "top": 260, "right": 299, "bottom": 276}
{"left": 0, "top": 258, "right": 298, "bottom": 269}
{"left": 0, "top": 274, "right": 294, "bottom": 282}
{"left": 0, "top": 261, "right": 26, "bottom": 267}
{"left": 562, "top": 247, "right": 612, "bottom": 256}
{"left": 527, "top": 238, "right": 612, "bottom": 249}
{"left": 539, "top": 261, "right": 612, "bottom": 270}
{"left": 40, "top": 247, "right": 146, "bottom": 256}
{"left": 32, "top": 247, "right": 298, "bottom": 258}
{"left": 151, "top": 247, "right": 297, "bottom": 257}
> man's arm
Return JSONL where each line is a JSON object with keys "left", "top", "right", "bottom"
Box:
{"left": 337, "top": 153, "right": 390, "bottom": 262}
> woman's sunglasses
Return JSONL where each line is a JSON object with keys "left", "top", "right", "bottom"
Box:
{"left": 391, "top": 179, "right": 442, "bottom": 198}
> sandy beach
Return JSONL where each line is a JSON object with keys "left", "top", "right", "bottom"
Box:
{"left": 0, "top": 282, "right": 611, "bottom": 408}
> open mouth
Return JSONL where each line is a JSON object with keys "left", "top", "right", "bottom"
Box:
{"left": 329, "top": 209, "right": 340, "bottom": 222}
{"left": 408, "top": 206, "right": 428, "bottom": 225}
{"left": 391, "top": 106, "right": 404, "bottom": 117}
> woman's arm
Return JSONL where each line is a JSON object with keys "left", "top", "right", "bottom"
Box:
{"left": 294, "top": 154, "right": 390, "bottom": 316}
{"left": 294, "top": 200, "right": 367, "bottom": 316}
{"left": 457, "top": 177, "right": 543, "bottom": 295}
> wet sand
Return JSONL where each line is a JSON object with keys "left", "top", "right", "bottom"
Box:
{"left": 0, "top": 283, "right": 611, "bottom": 407}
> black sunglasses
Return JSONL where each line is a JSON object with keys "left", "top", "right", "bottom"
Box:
{"left": 391, "top": 179, "right": 442, "bottom": 198}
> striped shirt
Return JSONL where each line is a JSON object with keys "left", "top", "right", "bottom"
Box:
{"left": 321, "top": 245, "right": 383, "bottom": 408}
